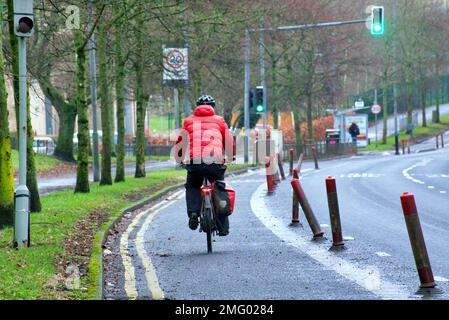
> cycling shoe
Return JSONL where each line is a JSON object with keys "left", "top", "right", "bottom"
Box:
{"left": 188, "top": 213, "right": 199, "bottom": 230}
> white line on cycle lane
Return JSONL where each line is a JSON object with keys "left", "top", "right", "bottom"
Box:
{"left": 250, "top": 182, "right": 412, "bottom": 300}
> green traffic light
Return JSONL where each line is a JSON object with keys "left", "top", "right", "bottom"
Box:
{"left": 371, "top": 6, "right": 384, "bottom": 35}
{"left": 256, "top": 105, "right": 264, "bottom": 113}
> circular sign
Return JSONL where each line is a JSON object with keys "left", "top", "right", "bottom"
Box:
{"left": 371, "top": 104, "right": 382, "bottom": 115}
{"left": 166, "top": 49, "right": 185, "bottom": 70}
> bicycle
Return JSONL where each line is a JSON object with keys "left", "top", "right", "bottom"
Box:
{"left": 199, "top": 178, "right": 218, "bottom": 254}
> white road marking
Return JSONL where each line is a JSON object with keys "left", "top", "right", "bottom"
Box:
{"left": 320, "top": 224, "right": 330, "bottom": 228}
{"left": 428, "top": 186, "right": 435, "bottom": 189}
{"left": 402, "top": 159, "right": 433, "bottom": 185}
{"left": 375, "top": 252, "right": 391, "bottom": 257}
{"left": 434, "top": 276, "right": 449, "bottom": 282}
{"left": 250, "top": 183, "right": 410, "bottom": 300}
{"left": 343, "top": 236, "right": 355, "bottom": 241}
{"left": 339, "top": 173, "right": 385, "bottom": 179}
{"left": 120, "top": 190, "right": 183, "bottom": 300}
{"left": 440, "top": 191, "right": 447, "bottom": 194}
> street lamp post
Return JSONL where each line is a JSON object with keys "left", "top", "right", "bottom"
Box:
{"left": 13, "top": 0, "right": 34, "bottom": 248}
{"left": 393, "top": 0, "right": 400, "bottom": 155}
{"left": 88, "top": 0, "right": 100, "bottom": 181}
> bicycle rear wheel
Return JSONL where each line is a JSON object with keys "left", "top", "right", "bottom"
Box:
{"left": 205, "top": 208, "right": 213, "bottom": 253}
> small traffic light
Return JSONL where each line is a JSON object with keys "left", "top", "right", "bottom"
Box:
{"left": 371, "top": 6, "right": 384, "bottom": 35}
{"left": 253, "top": 86, "right": 265, "bottom": 114}
{"left": 14, "top": 0, "right": 34, "bottom": 37}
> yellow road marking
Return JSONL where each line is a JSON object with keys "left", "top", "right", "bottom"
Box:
{"left": 120, "top": 190, "right": 183, "bottom": 300}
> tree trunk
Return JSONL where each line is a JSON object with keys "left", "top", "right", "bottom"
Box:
{"left": 0, "top": 9, "right": 14, "bottom": 226}
{"left": 134, "top": 11, "right": 146, "bottom": 178}
{"left": 435, "top": 88, "right": 441, "bottom": 123}
{"left": 421, "top": 82, "right": 427, "bottom": 127}
{"left": 53, "top": 105, "right": 77, "bottom": 162}
{"left": 7, "top": 0, "right": 41, "bottom": 212}
{"left": 406, "top": 80, "right": 413, "bottom": 125}
{"left": 306, "top": 92, "right": 313, "bottom": 144}
{"left": 26, "top": 91, "right": 41, "bottom": 212}
{"left": 97, "top": 16, "right": 112, "bottom": 185}
{"left": 271, "top": 59, "right": 278, "bottom": 130}
{"left": 114, "top": 16, "right": 126, "bottom": 183}
{"left": 38, "top": 78, "right": 77, "bottom": 162}
{"left": 74, "top": 30, "right": 90, "bottom": 193}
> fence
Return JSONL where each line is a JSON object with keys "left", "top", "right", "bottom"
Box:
{"left": 284, "top": 141, "right": 357, "bottom": 160}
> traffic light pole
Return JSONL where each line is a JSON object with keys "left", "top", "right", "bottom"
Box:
{"left": 244, "top": 30, "right": 250, "bottom": 163}
{"left": 259, "top": 33, "right": 267, "bottom": 132}
{"left": 14, "top": 36, "right": 30, "bottom": 249}
{"left": 243, "top": 18, "right": 367, "bottom": 163}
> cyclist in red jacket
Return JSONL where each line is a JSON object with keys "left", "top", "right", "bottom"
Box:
{"left": 174, "top": 95, "right": 236, "bottom": 236}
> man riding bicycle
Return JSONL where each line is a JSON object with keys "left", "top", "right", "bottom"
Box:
{"left": 174, "top": 95, "right": 236, "bottom": 236}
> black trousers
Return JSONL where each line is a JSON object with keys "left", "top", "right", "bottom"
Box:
{"left": 185, "top": 164, "right": 229, "bottom": 231}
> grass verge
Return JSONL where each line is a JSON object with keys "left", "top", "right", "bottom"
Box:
{"left": 0, "top": 163, "right": 255, "bottom": 300}
{"left": 12, "top": 150, "right": 67, "bottom": 174}
{"left": 0, "top": 169, "right": 186, "bottom": 300}
{"left": 361, "top": 114, "right": 449, "bottom": 152}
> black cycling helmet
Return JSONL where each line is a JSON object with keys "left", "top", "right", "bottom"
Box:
{"left": 196, "top": 95, "right": 216, "bottom": 107}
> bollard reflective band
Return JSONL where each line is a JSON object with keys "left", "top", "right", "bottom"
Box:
{"left": 293, "top": 169, "right": 299, "bottom": 179}
{"left": 400, "top": 192, "right": 418, "bottom": 216}
{"left": 325, "top": 176, "right": 337, "bottom": 194}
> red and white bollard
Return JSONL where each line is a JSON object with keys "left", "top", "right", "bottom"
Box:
{"left": 265, "top": 157, "right": 275, "bottom": 194}
{"left": 325, "top": 177, "right": 344, "bottom": 249}
{"left": 400, "top": 192, "right": 442, "bottom": 295}
{"left": 291, "top": 178, "right": 324, "bottom": 239}
{"left": 277, "top": 153, "right": 286, "bottom": 180}
{"left": 289, "top": 148, "right": 294, "bottom": 176}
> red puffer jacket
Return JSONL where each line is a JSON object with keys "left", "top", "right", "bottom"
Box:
{"left": 175, "top": 105, "right": 236, "bottom": 164}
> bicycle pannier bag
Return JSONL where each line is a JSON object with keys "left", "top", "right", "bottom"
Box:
{"left": 212, "top": 181, "right": 235, "bottom": 216}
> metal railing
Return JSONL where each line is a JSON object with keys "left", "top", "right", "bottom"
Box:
{"left": 284, "top": 141, "right": 357, "bottom": 160}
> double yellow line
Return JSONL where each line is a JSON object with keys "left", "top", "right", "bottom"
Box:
{"left": 120, "top": 190, "right": 184, "bottom": 300}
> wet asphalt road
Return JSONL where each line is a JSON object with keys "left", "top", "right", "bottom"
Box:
{"left": 109, "top": 140, "right": 449, "bottom": 300}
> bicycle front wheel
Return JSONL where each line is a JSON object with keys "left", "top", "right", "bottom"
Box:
{"left": 205, "top": 208, "right": 213, "bottom": 253}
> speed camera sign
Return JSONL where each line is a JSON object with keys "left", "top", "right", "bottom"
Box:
{"left": 163, "top": 46, "right": 189, "bottom": 83}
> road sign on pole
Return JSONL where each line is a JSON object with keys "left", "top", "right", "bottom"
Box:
{"left": 354, "top": 99, "right": 365, "bottom": 109}
{"left": 371, "top": 103, "right": 382, "bottom": 115}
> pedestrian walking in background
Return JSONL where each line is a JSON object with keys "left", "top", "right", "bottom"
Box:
{"left": 349, "top": 122, "right": 360, "bottom": 143}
